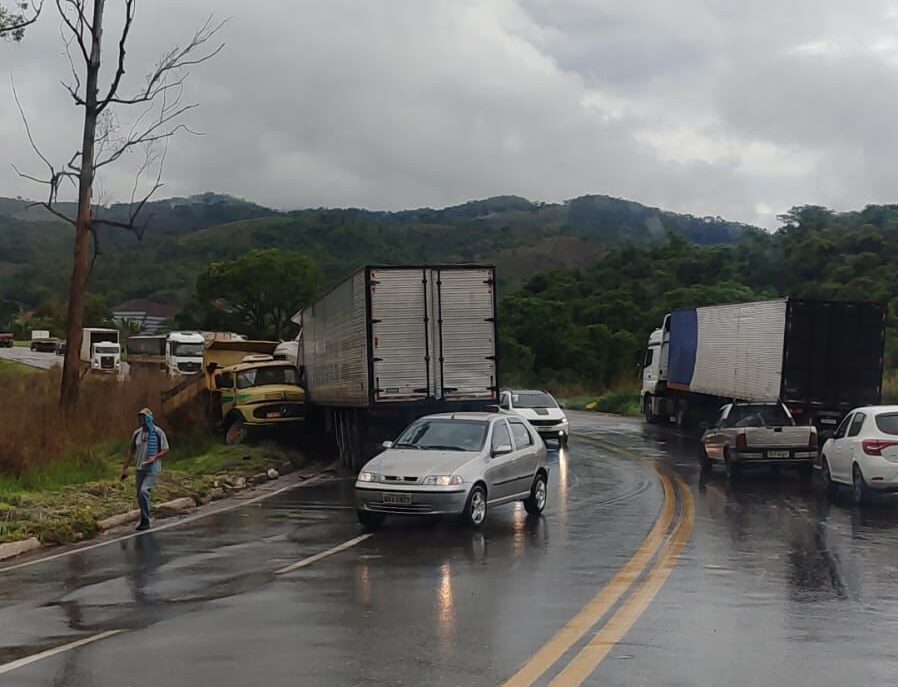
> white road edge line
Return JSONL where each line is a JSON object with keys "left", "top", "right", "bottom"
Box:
{"left": 0, "top": 629, "right": 125, "bottom": 675}
{"left": 275, "top": 533, "right": 373, "bottom": 575}
{"left": 0, "top": 475, "right": 329, "bottom": 574}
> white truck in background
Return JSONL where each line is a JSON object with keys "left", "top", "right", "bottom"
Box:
{"left": 80, "top": 328, "right": 121, "bottom": 374}
{"left": 127, "top": 331, "right": 205, "bottom": 376}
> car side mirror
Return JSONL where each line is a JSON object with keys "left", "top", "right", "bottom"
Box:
{"left": 382, "top": 440, "right": 393, "bottom": 449}
{"left": 559, "top": 401, "right": 566, "bottom": 410}
{"left": 492, "top": 444, "right": 512, "bottom": 457}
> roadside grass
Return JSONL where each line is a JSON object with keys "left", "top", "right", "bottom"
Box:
{"left": 0, "top": 358, "right": 42, "bottom": 378}
{"left": 0, "top": 365, "right": 318, "bottom": 546}
{"left": 565, "top": 388, "right": 642, "bottom": 416}
{"left": 0, "top": 441, "right": 303, "bottom": 545}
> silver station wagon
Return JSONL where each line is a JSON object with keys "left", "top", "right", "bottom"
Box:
{"left": 354, "top": 413, "right": 549, "bottom": 528}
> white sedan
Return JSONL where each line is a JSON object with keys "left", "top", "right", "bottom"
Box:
{"left": 820, "top": 405, "right": 898, "bottom": 504}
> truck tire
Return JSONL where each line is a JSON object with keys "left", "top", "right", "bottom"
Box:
{"left": 225, "top": 416, "right": 248, "bottom": 445}
{"left": 643, "top": 395, "right": 658, "bottom": 424}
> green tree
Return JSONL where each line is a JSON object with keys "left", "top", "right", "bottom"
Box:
{"left": 189, "top": 249, "right": 321, "bottom": 340}
{"left": 0, "top": 1, "right": 41, "bottom": 41}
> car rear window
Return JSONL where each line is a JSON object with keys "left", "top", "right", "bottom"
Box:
{"left": 727, "top": 404, "right": 793, "bottom": 427}
{"left": 512, "top": 392, "right": 557, "bottom": 409}
{"left": 874, "top": 413, "right": 898, "bottom": 435}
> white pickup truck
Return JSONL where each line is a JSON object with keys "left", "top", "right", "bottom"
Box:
{"left": 699, "top": 402, "right": 818, "bottom": 480}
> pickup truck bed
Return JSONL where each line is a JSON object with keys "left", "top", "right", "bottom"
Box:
{"left": 701, "top": 402, "right": 818, "bottom": 479}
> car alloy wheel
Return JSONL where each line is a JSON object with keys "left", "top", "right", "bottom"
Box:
{"left": 463, "top": 486, "right": 487, "bottom": 528}
{"left": 525, "top": 473, "right": 548, "bottom": 515}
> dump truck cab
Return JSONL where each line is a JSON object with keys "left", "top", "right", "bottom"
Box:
{"left": 213, "top": 356, "right": 305, "bottom": 444}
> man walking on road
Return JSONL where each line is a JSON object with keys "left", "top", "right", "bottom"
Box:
{"left": 121, "top": 408, "right": 170, "bottom": 531}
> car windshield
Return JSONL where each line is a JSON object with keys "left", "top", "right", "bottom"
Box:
{"left": 512, "top": 392, "right": 557, "bottom": 409}
{"left": 96, "top": 345, "right": 119, "bottom": 354}
{"left": 236, "top": 365, "right": 299, "bottom": 389}
{"left": 394, "top": 419, "right": 488, "bottom": 452}
{"left": 875, "top": 413, "right": 898, "bottom": 435}
{"left": 727, "top": 404, "right": 793, "bottom": 428}
{"left": 172, "top": 342, "right": 204, "bottom": 357}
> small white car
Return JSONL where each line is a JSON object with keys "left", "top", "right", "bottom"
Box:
{"left": 499, "top": 389, "right": 569, "bottom": 447}
{"left": 354, "top": 413, "right": 549, "bottom": 529}
{"left": 820, "top": 406, "right": 898, "bottom": 504}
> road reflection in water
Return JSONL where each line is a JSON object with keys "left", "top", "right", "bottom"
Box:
{"left": 556, "top": 447, "right": 569, "bottom": 526}
{"left": 436, "top": 561, "right": 455, "bottom": 644}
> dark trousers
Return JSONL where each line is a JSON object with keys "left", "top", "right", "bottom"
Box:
{"left": 136, "top": 469, "right": 157, "bottom": 524}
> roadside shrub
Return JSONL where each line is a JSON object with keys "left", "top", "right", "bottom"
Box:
{"left": 0, "top": 367, "right": 194, "bottom": 479}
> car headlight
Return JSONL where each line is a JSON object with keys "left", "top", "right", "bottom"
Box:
{"left": 422, "top": 475, "right": 463, "bottom": 486}
{"left": 357, "top": 471, "right": 379, "bottom": 482}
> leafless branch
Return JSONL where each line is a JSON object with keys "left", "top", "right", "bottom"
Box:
{"left": 96, "top": 0, "right": 134, "bottom": 113}
{"left": 0, "top": 0, "right": 44, "bottom": 40}
{"left": 55, "top": 0, "right": 87, "bottom": 62}
{"left": 100, "top": 14, "right": 226, "bottom": 109}
{"left": 11, "top": 77, "right": 54, "bottom": 174}
{"left": 59, "top": 22, "right": 84, "bottom": 104}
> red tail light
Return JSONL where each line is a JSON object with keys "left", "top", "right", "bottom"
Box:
{"left": 862, "top": 439, "right": 898, "bottom": 456}
{"left": 735, "top": 433, "right": 747, "bottom": 450}
{"left": 809, "top": 432, "right": 817, "bottom": 448}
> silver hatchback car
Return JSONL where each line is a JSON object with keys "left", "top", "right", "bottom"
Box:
{"left": 354, "top": 412, "right": 549, "bottom": 528}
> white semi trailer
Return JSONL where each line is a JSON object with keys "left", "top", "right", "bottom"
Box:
{"left": 293, "top": 265, "right": 499, "bottom": 469}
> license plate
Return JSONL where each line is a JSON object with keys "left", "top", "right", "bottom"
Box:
{"left": 382, "top": 493, "right": 411, "bottom": 505}
{"left": 768, "top": 450, "right": 790, "bottom": 458}
{"left": 820, "top": 418, "right": 838, "bottom": 425}
{"left": 266, "top": 411, "right": 281, "bottom": 418}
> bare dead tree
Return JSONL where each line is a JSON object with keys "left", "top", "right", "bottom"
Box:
{"left": 9, "top": 0, "right": 224, "bottom": 409}
{"left": 0, "top": 1, "right": 43, "bottom": 41}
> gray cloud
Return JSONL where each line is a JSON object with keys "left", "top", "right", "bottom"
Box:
{"left": 2, "top": 0, "right": 898, "bottom": 228}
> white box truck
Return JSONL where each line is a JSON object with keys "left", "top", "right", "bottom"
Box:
{"left": 80, "top": 328, "right": 121, "bottom": 374}
{"left": 294, "top": 265, "right": 499, "bottom": 468}
{"left": 641, "top": 299, "right": 885, "bottom": 431}
{"left": 128, "top": 331, "right": 205, "bottom": 375}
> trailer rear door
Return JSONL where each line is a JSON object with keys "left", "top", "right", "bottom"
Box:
{"left": 433, "top": 267, "right": 497, "bottom": 401}
{"left": 782, "top": 300, "right": 885, "bottom": 408}
{"left": 369, "top": 268, "right": 430, "bottom": 402}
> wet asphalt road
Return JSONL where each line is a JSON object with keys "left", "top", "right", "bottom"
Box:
{"left": 2, "top": 412, "right": 898, "bottom": 686}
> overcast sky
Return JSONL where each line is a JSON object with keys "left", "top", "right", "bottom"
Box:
{"left": 2, "top": 0, "right": 898, "bottom": 228}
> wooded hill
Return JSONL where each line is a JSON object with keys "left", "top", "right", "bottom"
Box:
{"left": 0, "top": 192, "right": 751, "bottom": 308}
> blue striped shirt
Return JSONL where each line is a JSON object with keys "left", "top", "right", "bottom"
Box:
{"left": 131, "top": 426, "right": 169, "bottom": 474}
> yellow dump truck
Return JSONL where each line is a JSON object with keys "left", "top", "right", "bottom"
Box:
{"left": 162, "top": 338, "right": 305, "bottom": 444}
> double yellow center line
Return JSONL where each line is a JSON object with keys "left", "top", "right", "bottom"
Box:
{"left": 501, "top": 444, "right": 695, "bottom": 687}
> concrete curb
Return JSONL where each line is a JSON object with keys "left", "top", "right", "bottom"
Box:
{"left": 97, "top": 509, "right": 141, "bottom": 531}
{"left": 0, "top": 537, "right": 41, "bottom": 562}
